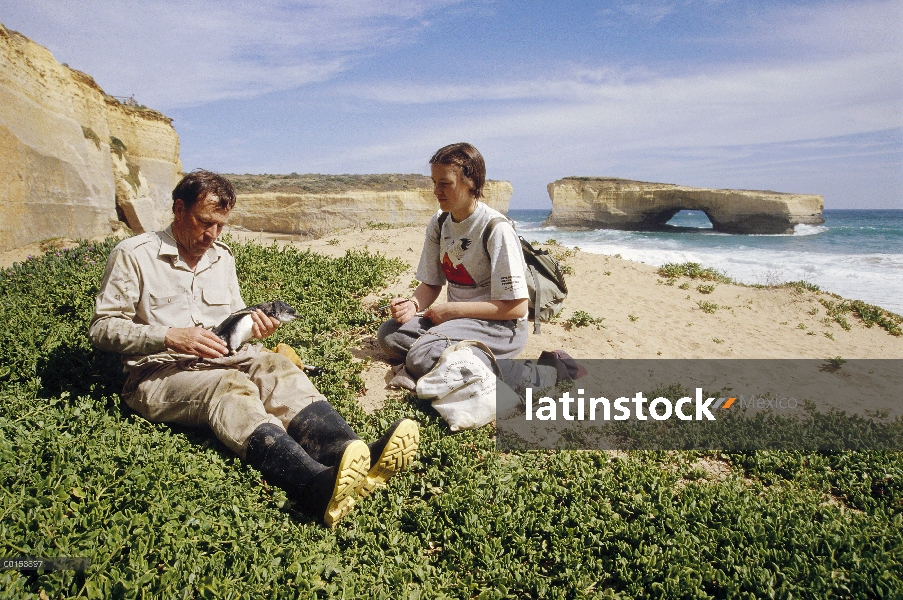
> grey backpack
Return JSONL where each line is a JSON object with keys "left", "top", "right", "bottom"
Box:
{"left": 436, "top": 212, "right": 568, "bottom": 333}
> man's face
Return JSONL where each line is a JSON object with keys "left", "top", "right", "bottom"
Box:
{"left": 171, "top": 195, "right": 230, "bottom": 262}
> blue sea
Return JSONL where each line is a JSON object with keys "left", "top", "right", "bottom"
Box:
{"left": 508, "top": 209, "right": 903, "bottom": 315}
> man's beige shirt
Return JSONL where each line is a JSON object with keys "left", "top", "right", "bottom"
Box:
{"left": 89, "top": 226, "right": 244, "bottom": 370}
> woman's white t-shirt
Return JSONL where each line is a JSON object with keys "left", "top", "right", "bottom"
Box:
{"left": 415, "top": 202, "right": 529, "bottom": 304}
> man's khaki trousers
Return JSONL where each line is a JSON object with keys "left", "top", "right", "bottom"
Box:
{"left": 122, "top": 345, "right": 325, "bottom": 458}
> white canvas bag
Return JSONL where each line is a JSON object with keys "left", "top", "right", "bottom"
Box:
{"left": 416, "top": 340, "right": 519, "bottom": 431}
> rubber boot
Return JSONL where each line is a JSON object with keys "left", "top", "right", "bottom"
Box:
{"left": 287, "top": 402, "right": 419, "bottom": 499}
{"left": 287, "top": 401, "right": 364, "bottom": 466}
{"left": 358, "top": 418, "right": 419, "bottom": 499}
{"left": 245, "top": 423, "right": 369, "bottom": 527}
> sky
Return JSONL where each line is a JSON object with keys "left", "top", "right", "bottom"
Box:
{"left": 4, "top": 0, "right": 902, "bottom": 209}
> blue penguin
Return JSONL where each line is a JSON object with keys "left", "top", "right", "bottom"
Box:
{"left": 212, "top": 300, "right": 298, "bottom": 354}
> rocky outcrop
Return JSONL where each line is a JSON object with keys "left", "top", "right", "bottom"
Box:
{"left": 545, "top": 178, "right": 824, "bottom": 234}
{"left": 0, "top": 23, "right": 182, "bottom": 252}
{"left": 226, "top": 175, "right": 513, "bottom": 237}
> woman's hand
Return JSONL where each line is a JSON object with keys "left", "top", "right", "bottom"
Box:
{"left": 423, "top": 303, "right": 457, "bottom": 325}
{"left": 390, "top": 297, "right": 419, "bottom": 325}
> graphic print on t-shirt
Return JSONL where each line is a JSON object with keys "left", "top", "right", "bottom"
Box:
{"left": 442, "top": 253, "right": 476, "bottom": 286}
{"left": 442, "top": 237, "right": 477, "bottom": 287}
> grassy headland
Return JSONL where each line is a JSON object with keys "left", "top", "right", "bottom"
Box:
{"left": 0, "top": 238, "right": 900, "bottom": 598}
{"left": 224, "top": 173, "right": 434, "bottom": 195}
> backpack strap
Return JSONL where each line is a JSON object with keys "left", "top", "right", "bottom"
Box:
{"left": 527, "top": 264, "right": 543, "bottom": 334}
{"left": 436, "top": 211, "right": 451, "bottom": 239}
{"left": 481, "top": 216, "right": 513, "bottom": 255}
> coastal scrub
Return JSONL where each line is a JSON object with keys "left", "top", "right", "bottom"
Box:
{"left": 0, "top": 240, "right": 900, "bottom": 598}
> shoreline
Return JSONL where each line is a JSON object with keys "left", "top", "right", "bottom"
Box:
{"left": 225, "top": 224, "right": 903, "bottom": 413}
{"left": 509, "top": 209, "right": 903, "bottom": 316}
{"left": 2, "top": 224, "right": 899, "bottom": 414}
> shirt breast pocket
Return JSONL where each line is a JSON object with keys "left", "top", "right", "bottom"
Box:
{"left": 202, "top": 287, "right": 233, "bottom": 326}
{"left": 148, "top": 292, "right": 190, "bottom": 327}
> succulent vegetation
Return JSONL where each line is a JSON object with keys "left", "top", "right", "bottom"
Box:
{"left": 657, "top": 261, "right": 901, "bottom": 336}
{"left": 365, "top": 221, "right": 417, "bottom": 230}
{"left": 565, "top": 310, "right": 606, "bottom": 330}
{"left": 658, "top": 262, "right": 732, "bottom": 283}
{"left": 697, "top": 301, "right": 719, "bottom": 314}
{"left": 785, "top": 280, "right": 821, "bottom": 294}
{"left": 0, "top": 240, "right": 901, "bottom": 598}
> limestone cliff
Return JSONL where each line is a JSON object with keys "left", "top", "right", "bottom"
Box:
{"left": 0, "top": 23, "right": 181, "bottom": 252}
{"left": 545, "top": 178, "right": 824, "bottom": 234}
{"left": 225, "top": 174, "right": 513, "bottom": 237}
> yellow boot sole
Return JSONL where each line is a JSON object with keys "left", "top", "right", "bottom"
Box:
{"left": 323, "top": 440, "right": 370, "bottom": 527}
{"left": 358, "top": 419, "right": 419, "bottom": 498}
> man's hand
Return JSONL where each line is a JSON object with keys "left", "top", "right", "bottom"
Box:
{"left": 165, "top": 326, "right": 229, "bottom": 358}
{"left": 250, "top": 308, "right": 281, "bottom": 339}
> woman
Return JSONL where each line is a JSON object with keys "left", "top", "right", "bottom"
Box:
{"left": 377, "top": 143, "right": 529, "bottom": 380}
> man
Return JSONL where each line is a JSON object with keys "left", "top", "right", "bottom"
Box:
{"left": 89, "top": 170, "right": 417, "bottom": 526}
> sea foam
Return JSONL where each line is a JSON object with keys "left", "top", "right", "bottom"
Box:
{"left": 511, "top": 209, "right": 903, "bottom": 315}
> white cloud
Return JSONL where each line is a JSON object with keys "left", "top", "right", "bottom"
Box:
{"left": 599, "top": 0, "right": 726, "bottom": 27}
{"left": 3, "top": 0, "right": 461, "bottom": 108}
{"left": 697, "top": 0, "right": 902, "bottom": 57}
{"left": 326, "top": 0, "right": 902, "bottom": 167}
{"left": 618, "top": 2, "right": 677, "bottom": 25}
{"left": 337, "top": 51, "right": 901, "bottom": 148}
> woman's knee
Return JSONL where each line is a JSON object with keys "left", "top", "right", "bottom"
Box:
{"left": 405, "top": 335, "right": 450, "bottom": 379}
{"left": 376, "top": 319, "right": 408, "bottom": 360}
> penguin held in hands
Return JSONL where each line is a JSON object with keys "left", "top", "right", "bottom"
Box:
{"left": 212, "top": 301, "right": 298, "bottom": 354}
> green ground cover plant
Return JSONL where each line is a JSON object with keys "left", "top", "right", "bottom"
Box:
{"left": 819, "top": 298, "right": 902, "bottom": 337}
{"left": 658, "top": 262, "right": 732, "bottom": 283}
{"left": 785, "top": 280, "right": 821, "bottom": 294}
{"left": 0, "top": 239, "right": 901, "bottom": 598}
{"left": 365, "top": 222, "right": 417, "bottom": 231}
{"left": 697, "top": 301, "right": 719, "bottom": 314}
{"left": 565, "top": 310, "right": 606, "bottom": 330}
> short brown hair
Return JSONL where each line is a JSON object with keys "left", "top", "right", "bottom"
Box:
{"left": 429, "top": 143, "right": 486, "bottom": 199}
{"left": 172, "top": 169, "right": 236, "bottom": 212}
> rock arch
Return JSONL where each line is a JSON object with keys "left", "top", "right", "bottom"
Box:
{"left": 544, "top": 178, "right": 824, "bottom": 235}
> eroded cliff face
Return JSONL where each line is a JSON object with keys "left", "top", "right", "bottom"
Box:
{"left": 545, "top": 178, "right": 824, "bottom": 234}
{"left": 0, "top": 23, "right": 181, "bottom": 252}
{"left": 227, "top": 178, "right": 514, "bottom": 237}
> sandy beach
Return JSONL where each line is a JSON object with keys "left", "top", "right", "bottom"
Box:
{"left": 4, "top": 225, "right": 899, "bottom": 415}
{"left": 216, "top": 225, "right": 902, "bottom": 414}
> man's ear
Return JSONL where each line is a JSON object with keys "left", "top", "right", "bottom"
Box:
{"left": 173, "top": 199, "right": 186, "bottom": 220}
